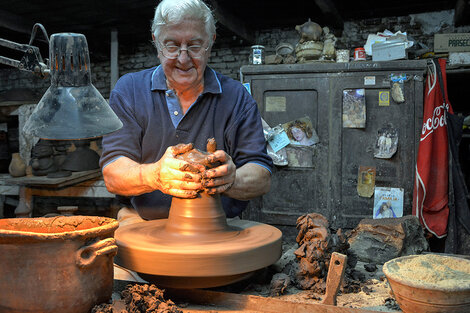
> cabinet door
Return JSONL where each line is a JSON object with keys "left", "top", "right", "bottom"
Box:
{"left": 329, "top": 72, "right": 423, "bottom": 228}
{"left": 244, "top": 77, "right": 331, "bottom": 225}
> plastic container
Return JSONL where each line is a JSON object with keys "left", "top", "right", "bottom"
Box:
{"left": 354, "top": 47, "right": 366, "bottom": 61}
{"left": 336, "top": 49, "right": 350, "bottom": 63}
{"left": 250, "top": 45, "right": 265, "bottom": 64}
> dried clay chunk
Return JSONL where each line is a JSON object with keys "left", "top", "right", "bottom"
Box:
{"left": 386, "top": 254, "right": 470, "bottom": 289}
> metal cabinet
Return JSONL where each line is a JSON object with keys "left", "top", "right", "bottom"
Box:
{"left": 241, "top": 60, "right": 426, "bottom": 229}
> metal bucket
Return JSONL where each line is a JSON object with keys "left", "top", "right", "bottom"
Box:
{"left": 0, "top": 216, "right": 119, "bottom": 313}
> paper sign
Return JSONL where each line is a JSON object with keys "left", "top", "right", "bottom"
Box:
{"left": 243, "top": 83, "right": 251, "bottom": 94}
{"left": 357, "top": 166, "right": 376, "bottom": 198}
{"left": 364, "top": 76, "right": 376, "bottom": 85}
{"left": 265, "top": 96, "right": 287, "bottom": 112}
{"left": 282, "top": 116, "right": 318, "bottom": 146}
{"left": 379, "top": 91, "right": 390, "bottom": 106}
{"left": 373, "top": 187, "right": 404, "bottom": 219}
{"left": 374, "top": 124, "right": 398, "bottom": 159}
{"left": 343, "top": 89, "right": 366, "bottom": 128}
{"left": 268, "top": 130, "right": 290, "bottom": 152}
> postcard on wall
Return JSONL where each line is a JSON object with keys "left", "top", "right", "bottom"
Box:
{"left": 282, "top": 116, "right": 319, "bottom": 147}
{"left": 343, "top": 89, "right": 366, "bottom": 128}
{"left": 268, "top": 128, "right": 290, "bottom": 153}
{"left": 374, "top": 124, "right": 398, "bottom": 159}
{"left": 373, "top": 187, "right": 404, "bottom": 219}
{"left": 357, "top": 166, "right": 376, "bottom": 198}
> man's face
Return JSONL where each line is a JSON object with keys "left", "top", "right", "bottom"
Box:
{"left": 155, "top": 19, "right": 212, "bottom": 91}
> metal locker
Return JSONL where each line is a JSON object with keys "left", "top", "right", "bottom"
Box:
{"left": 241, "top": 60, "right": 426, "bottom": 230}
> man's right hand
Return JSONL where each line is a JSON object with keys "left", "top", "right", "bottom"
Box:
{"left": 102, "top": 144, "right": 206, "bottom": 198}
{"left": 145, "top": 143, "right": 206, "bottom": 198}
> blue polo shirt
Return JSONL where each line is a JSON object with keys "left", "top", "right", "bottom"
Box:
{"left": 100, "top": 65, "right": 273, "bottom": 219}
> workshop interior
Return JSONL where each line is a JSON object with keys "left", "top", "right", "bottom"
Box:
{"left": 1, "top": 0, "right": 470, "bottom": 312}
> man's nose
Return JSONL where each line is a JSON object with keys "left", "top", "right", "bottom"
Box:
{"left": 177, "top": 48, "right": 191, "bottom": 62}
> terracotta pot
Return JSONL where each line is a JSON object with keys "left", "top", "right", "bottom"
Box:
{"left": 383, "top": 255, "right": 470, "bottom": 313}
{"left": 0, "top": 216, "right": 119, "bottom": 313}
{"left": 8, "top": 152, "right": 26, "bottom": 177}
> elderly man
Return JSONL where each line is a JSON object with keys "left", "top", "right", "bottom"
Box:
{"left": 100, "top": 0, "right": 272, "bottom": 220}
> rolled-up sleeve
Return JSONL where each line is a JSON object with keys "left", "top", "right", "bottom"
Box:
{"left": 224, "top": 89, "right": 273, "bottom": 174}
{"left": 99, "top": 76, "right": 143, "bottom": 169}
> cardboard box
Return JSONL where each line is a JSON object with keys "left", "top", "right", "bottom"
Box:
{"left": 448, "top": 52, "right": 470, "bottom": 65}
{"left": 434, "top": 33, "right": 470, "bottom": 52}
{"left": 372, "top": 40, "right": 407, "bottom": 61}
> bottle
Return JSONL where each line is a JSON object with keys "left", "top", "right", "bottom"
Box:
{"left": 250, "top": 45, "right": 265, "bottom": 64}
{"left": 8, "top": 152, "right": 26, "bottom": 177}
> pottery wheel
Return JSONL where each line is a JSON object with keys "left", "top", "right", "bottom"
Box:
{"left": 115, "top": 194, "right": 282, "bottom": 288}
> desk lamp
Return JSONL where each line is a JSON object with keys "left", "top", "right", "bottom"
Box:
{"left": 0, "top": 23, "right": 123, "bottom": 140}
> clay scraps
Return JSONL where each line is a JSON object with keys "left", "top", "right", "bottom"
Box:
{"left": 92, "top": 284, "right": 182, "bottom": 313}
{"left": 293, "top": 213, "right": 349, "bottom": 290}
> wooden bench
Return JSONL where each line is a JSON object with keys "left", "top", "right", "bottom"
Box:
{"left": 1, "top": 170, "right": 115, "bottom": 217}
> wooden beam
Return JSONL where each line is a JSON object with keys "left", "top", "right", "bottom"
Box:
{"left": 110, "top": 29, "right": 119, "bottom": 90}
{"left": 0, "top": 9, "right": 33, "bottom": 35}
{"left": 206, "top": 0, "right": 255, "bottom": 44}
{"left": 166, "top": 288, "right": 381, "bottom": 313}
{"left": 313, "top": 0, "right": 344, "bottom": 30}
{"left": 455, "top": 0, "right": 470, "bottom": 27}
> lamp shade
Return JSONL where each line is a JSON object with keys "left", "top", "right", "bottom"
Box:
{"left": 23, "top": 33, "right": 122, "bottom": 140}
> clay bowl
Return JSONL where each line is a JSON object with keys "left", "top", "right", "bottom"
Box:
{"left": 383, "top": 254, "right": 470, "bottom": 313}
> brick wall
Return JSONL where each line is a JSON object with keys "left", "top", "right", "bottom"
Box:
{"left": 1, "top": 9, "right": 470, "bottom": 98}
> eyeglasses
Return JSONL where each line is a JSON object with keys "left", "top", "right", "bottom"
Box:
{"left": 158, "top": 42, "right": 210, "bottom": 59}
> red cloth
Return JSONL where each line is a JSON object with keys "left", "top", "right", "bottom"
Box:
{"left": 413, "top": 59, "right": 453, "bottom": 238}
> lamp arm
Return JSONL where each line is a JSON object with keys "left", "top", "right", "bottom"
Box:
{"left": 0, "top": 24, "right": 50, "bottom": 78}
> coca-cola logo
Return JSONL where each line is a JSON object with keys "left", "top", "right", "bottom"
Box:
{"left": 421, "top": 102, "right": 448, "bottom": 141}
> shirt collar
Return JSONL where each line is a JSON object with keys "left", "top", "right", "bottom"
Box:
{"left": 151, "top": 65, "right": 222, "bottom": 95}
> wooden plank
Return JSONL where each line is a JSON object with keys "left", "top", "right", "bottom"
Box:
{"left": 206, "top": 0, "right": 255, "bottom": 44}
{"left": 312, "top": 0, "right": 344, "bottom": 30}
{"left": 4, "top": 169, "right": 101, "bottom": 188}
{"left": 455, "top": 0, "right": 470, "bottom": 27}
{"left": 166, "top": 288, "right": 381, "bottom": 313}
{"left": 0, "top": 9, "right": 33, "bottom": 35}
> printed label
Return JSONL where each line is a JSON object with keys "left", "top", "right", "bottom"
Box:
{"left": 265, "top": 96, "right": 287, "bottom": 112}
{"left": 379, "top": 91, "right": 390, "bottom": 106}
{"left": 364, "top": 76, "right": 376, "bottom": 85}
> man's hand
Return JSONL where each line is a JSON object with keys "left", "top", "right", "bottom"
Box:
{"left": 149, "top": 143, "right": 206, "bottom": 198}
{"left": 201, "top": 150, "right": 236, "bottom": 195}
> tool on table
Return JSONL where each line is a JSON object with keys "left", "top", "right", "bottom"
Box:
{"left": 322, "top": 252, "right": 348, "bottom": 306}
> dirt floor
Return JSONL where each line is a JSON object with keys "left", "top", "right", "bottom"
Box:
{"left": 218, "top": 261, "right": 399, "bottom": 312}
{"left": 106, "top": 260, "right": 401, "bottom": 313}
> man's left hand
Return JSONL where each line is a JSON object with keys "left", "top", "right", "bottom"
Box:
{"left": 201, "top": 150, "right": 236, "bottom": 195}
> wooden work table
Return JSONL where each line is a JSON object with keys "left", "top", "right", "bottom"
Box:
{"left": 1, "top": 169, "right": 114, "bottom": 217}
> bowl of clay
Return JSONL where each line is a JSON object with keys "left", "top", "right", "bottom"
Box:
{"left": 383, "top": 254, "right": 470, "bottom": 313}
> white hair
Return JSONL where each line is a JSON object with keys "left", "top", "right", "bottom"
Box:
{"left": 151, "top": 0, "right": 216, "bottom": 46}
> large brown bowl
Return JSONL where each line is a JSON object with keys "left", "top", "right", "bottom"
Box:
{"left": 383, "top": 254, "right": 470, "bottom": 313}
{"left": 0, "top": 216, "right": 119, "bottom": 313}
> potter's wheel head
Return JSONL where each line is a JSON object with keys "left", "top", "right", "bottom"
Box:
{"left": 114, "top": 218, "right": 282, "bottom": 288}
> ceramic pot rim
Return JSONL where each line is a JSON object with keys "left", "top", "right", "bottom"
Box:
{"left": 0, "top": 216, "right": 119, "bottom": 242}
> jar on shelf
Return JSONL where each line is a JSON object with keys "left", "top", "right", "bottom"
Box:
{"left": 354, "top": 47, "right": 366, "bottom": 61}
{"left": 249, "top": 45, "right": 265, "bottom": 64}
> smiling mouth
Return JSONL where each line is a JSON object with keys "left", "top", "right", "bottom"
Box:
{"left": 176, "top": 66, "right": 194, "bottom": 72}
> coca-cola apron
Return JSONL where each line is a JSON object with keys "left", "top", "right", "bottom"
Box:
{"left": 413, "top": 58, "right": 453, "bottom": 238}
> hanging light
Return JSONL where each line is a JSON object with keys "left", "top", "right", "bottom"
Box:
{"left": 23, "top": 32, "right": 122, "bottom": 139}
